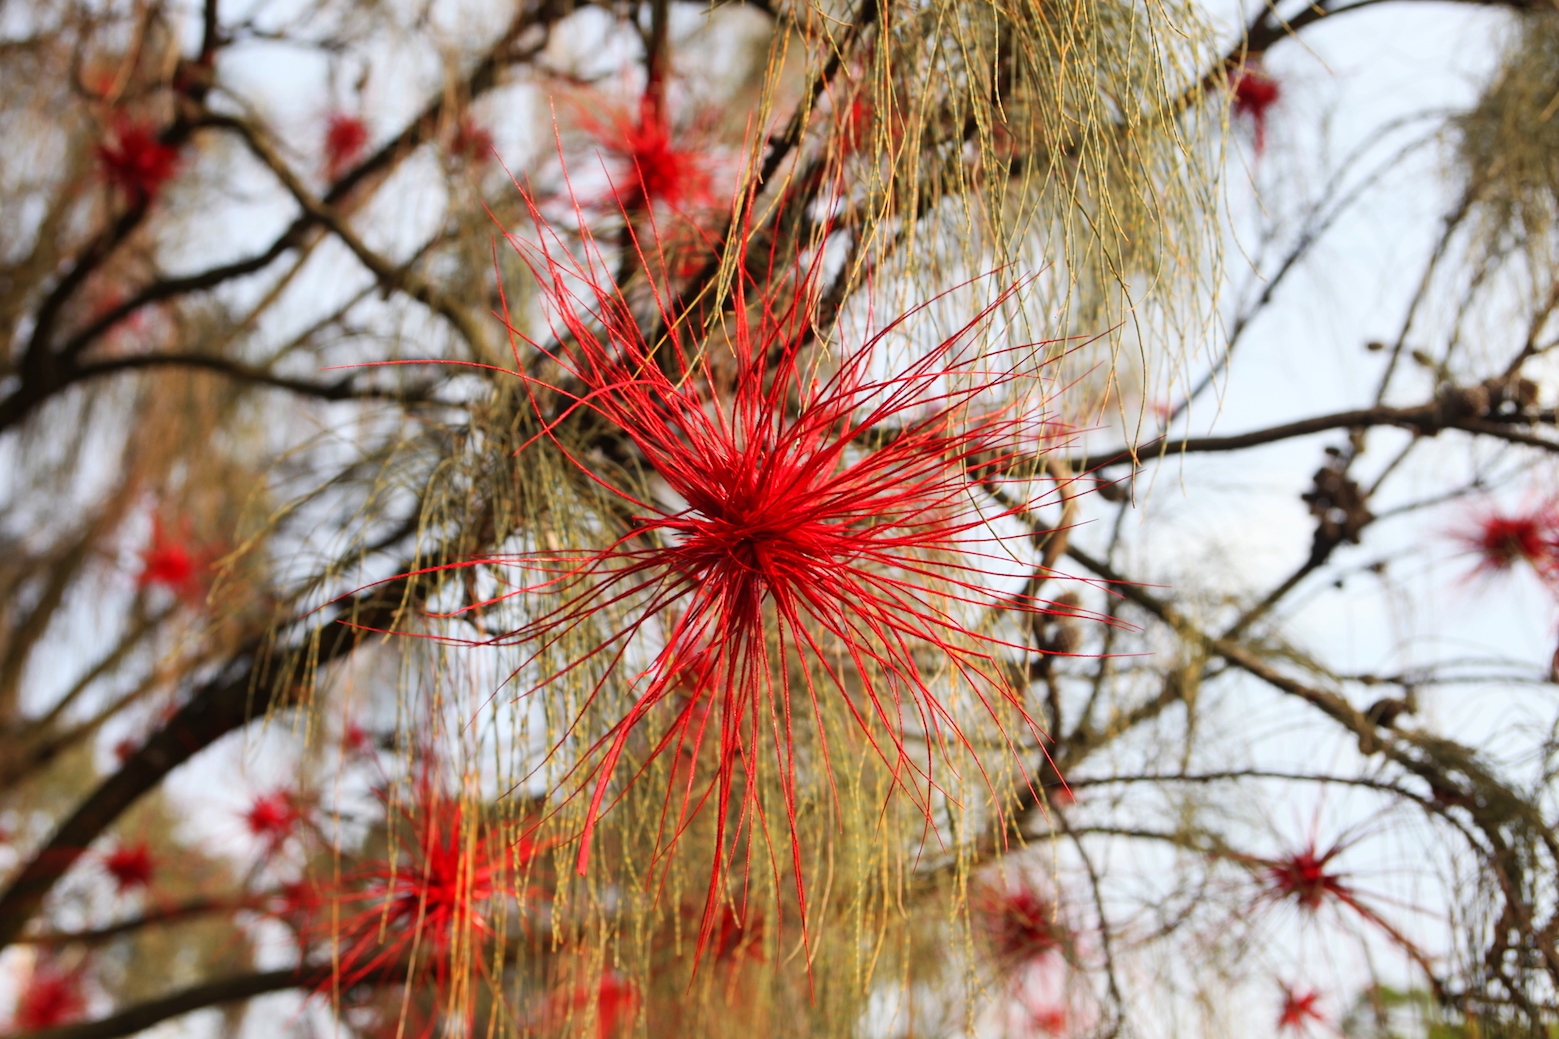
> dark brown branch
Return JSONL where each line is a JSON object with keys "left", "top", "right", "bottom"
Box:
{"left": 71, "top": 353, "right": 435, "bottom": 404}
{"left": 11, "top": 962, "right": 410, "bottom": 1039}
{"left": 1068, "top": 400, "right": 1559, "bottom": 471}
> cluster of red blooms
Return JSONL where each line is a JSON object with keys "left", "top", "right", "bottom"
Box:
{"left": 415, "top": 190, "right": 1069, "bottom": 955}
{"left": 97, "top": 117, "right": 181, "bottom": 203}
{"left": 324, "top": 112, "right": 370, "bottom": 181}
{"left": 1456, "top": 503, "right": 1559, "bottom": 586}
{"left": 1229, "top": 61, "right": 1281, "bottom": 153}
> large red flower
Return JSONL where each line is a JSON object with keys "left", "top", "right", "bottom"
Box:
{"left": 97, "top": 117, "right": 181, "bottom": 202}
{"left": 376, "top": 194, "right": 1077, "bottom": 955}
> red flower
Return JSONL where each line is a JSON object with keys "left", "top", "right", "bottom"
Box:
{"left": 450, "top": 118, "right": 494, "bottom": 165}
{"left": 97, "top": 117, "right": 181, "bottom": 202}
{"left": 535, "top": 973, "right": 639, "bottom": 1038}
{"left": 838, "top": 95, "right": 873, "bottom": 156}
{"left": 1246, "top": 835, "right": 1427, "bottom": 963}
{"left": 1455, "top": 503, "right": 1559, "bottom": 581}
{"left": 973, "top": 876, "right": 1065, "bottom": 974}
{"left": 395, "top": 194, "right": 1073, "bottom": 958}
{"left": 1025, "top": 1004, "right": 1068, "bottom": 1036}
{"left": 310, "top": 787, "right": 537, "bottom": 1028}
{"left": 242, "top": 791, "right": 303, "bottom": 853}
{"left": 577, "top": 93, "right": 714, "bottom": 214}
{"left": 342, "top": 722, "right": 375, "bottom": 757}
{"left": 1230, "top": 63, "right": 1281, "bottom": 153}
{"left": 324, "top": 113, "right": 370, "bottom": 181}
{"left": 102, "top": 842, "right": 154, "bottom": 893}
{"left": 137, "top": 518, "right": 214, "bottom": 602}
{"left": 13, "top": 959, "right": 85, "bottom": 1031}
{"left": 1278, "top": 984, "right": 1326, "bottom": 1034}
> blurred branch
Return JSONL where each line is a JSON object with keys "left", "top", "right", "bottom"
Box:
{"left": 17, "top": 897, "right": 238, "bottom": 948}
{"left": 9, "top": 964, "right": 411, "bottom": 1039}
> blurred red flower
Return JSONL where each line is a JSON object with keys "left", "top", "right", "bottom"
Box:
{"left": 1455, "top": 503, "right": 1559, "bottom": 583}
{"left": 450, "top": 117, "right": 494, "bottom": 165}
{"left": 13, "top": 959, "right": 85, "bottom": 1031}
{"left": 1243, "top": 834, "right": 1431, "bottom": 973}
{"left": 137, "top": 518, "right": 217, "bottom": 603}
{"left": 102, "top": 842, "right": 154, "bottom": 894}
{"left": 97, "top": 117, "right": 181, "bottom": 202}
{"left": 310, "top": 780, "right": 544, "bottom": 1026}
{"left": 535, "top": 972, "right": 639, "bottom": 1038}
{"left": 1278, "top": 984, "right": 1326, "bottom": 1034}
{"left": 324, "top": 113, "right": 370, "bottom": 181}
{"left": 577, "top": 93, "right": 714, "bottom": 214}
{"left": 1230, "top": 63, "right": 1281, "bottom": 153}
{"left": 973, "top": 875, "right": 1066, "bottom": 975}
{"left": 242, "top": 791, "right": 304, "bottom": 854}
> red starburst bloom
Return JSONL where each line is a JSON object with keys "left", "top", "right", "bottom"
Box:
{"left": 974, "top": 876, "right": 1065, "bottom": 974}
{"left": 13, "top": 959, "right": 85, "bottom": 1031}
{"left": 1245, "top": 835, "right": 1429, "bottom": 967}
{"left": 311, "top": 784, "right": 538, "bottom": 1030}
{"left": 97, "top": 117, "right": 181, "bottom": 202}
{"left": 324, "top": 113, "right": 370, "bottom": 181}
{"left": 382, "top": 193, "right": 1075, "bottom": 957}
{"left": 242, "top": 791, "right": 303, "bottom": 854}
{"left": 102, "top": 842, "right": 154, "bottom": 893}
{"left": 1278, "top": 984, "right": 1326, "bottom": 1034}
{"left": 1455, "top": 503, "right": 1559, "bottom": 582}
{"left": 1230, "top": 63, "right": 1281, "bottom": 153}
{"left": 577, "top": 93, "right": 714, "bottom": 215}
